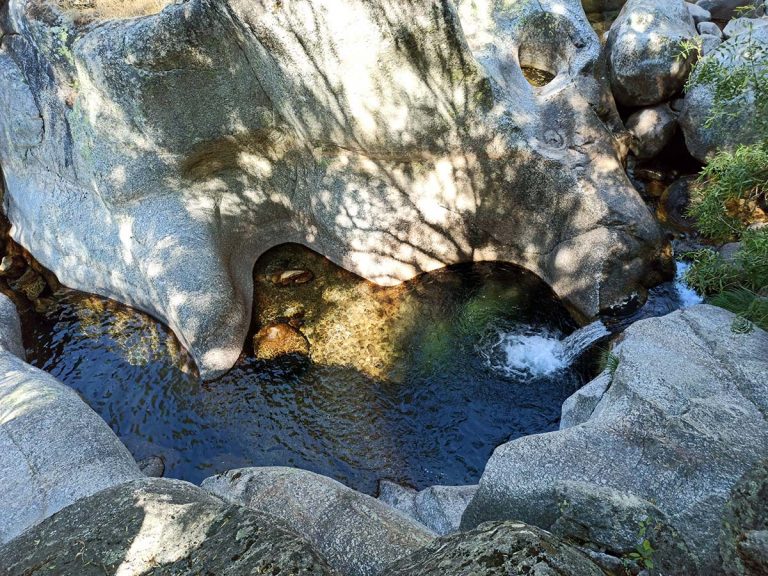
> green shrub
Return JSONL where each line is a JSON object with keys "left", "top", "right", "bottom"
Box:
{"left": 687, "top": 143, "right": 768, "bottom": 242}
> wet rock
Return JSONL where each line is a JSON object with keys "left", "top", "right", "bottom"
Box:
{"left": 137, "top": 455, "right": 165, "bottom": 478}
{"left": 202, "top": 467, "right": 435, "bottom": 576}
{"left": 720, "top": 459, "right": 768, "bottom": 575}
{"left": 607, "top": 0, "right": 698, "bottom": 106}
{"left": 659, "top": 176, "right": 697, "bottom": 233}
{"left": 462, "top": 305, "right": 768, "bottom": 574}
{"left": 687, "top": 2, "right": 712, "bottom": 23}
{"left": 10, "top": 267, "right": 45, "bottom": 300}
{"left": 379, "top": 481, "right": 478, "bottom": 536}
{"left": 380, "top": 521, "right": 605, "bottom": 576}
{"left": 627, "top": 104, "right": 679, "bottom": 160}
{"left": 0, "top": 293, "right": 142, "bottom": 544}
{"left": 0, "top": 255, "right": 25, "bottom": 278}
{"left": 253, "top": 322, "right": 310, "bottom": 360}
{"left": 551, "top": 481, "right": 698, "bottom": 575}
{"left": 680, "top": 25, "right": 768, "bottom": 161}
{"left": 0, "top": 0, "right": 666, "bottom": 378}
{"left": 269, "top": 269, "right": 315, "bottom": 287}
{"left": 0, "top": 478, "right": 334, "bottom": 575}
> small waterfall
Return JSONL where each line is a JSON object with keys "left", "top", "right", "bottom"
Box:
{"left": 481, "top": 321, "right": 610, "bottom": 380}
{"left": 560, "top": 321, "right": 610, "bottom": 364}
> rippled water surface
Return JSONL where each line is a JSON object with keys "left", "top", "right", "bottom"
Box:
{"left": 22, "top": 246, "right": 597, "bottom": 494}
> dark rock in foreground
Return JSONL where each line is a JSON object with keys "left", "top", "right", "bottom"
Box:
{"left": 380, "top": 521, "right": 605, "bottom": 576}
{"left": 0, "top": 477, "right": 334, "bottom": 576}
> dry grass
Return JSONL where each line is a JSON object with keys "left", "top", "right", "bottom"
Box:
{"left": 53, "top": 0, "right": 172, "bottom": 24}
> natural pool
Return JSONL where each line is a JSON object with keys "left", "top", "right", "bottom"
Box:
{"left": 18, "top": 244, "right": 602, "bottom": 495}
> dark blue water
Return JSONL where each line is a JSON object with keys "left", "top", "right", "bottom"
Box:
{"left": 22, "top": 255, "right": 594, "bottom": 494}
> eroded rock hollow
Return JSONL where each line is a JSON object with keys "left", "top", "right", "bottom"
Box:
{"left": 0, "top": 0, "right": 667, "bottom": 377}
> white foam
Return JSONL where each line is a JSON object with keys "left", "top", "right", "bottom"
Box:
{"left": 482, "top": 321, "right": 609, "bottom": 380}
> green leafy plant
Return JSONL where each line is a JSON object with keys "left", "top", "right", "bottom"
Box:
{"left": 687, "top": 143, "right": 768, "bottom": 242}
{"left": 596, "top": 347, "right": 620, "bottom": 375}
{"left": 623, "top": 516, "right": 656, "bottom": 573}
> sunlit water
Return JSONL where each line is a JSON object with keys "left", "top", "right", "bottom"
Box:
{"left": 20, "top": 255, "right": 598, "bottom": 494}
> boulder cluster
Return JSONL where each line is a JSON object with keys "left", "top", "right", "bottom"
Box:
{"left": 0, "top": 1, "right": 767, "bottom": 575}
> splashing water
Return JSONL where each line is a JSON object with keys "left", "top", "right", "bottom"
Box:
{"left": 482, "top": 321, "right": 610, "bottom": 379}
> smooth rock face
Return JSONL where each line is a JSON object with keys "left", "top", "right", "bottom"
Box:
{"left": 559, "top": 369, "right": 611, "bottom": 429}
{"left": 701, "top": 32, "right": 724, "bottom": 54}
{"left": 0, "top": 293, "right": 142, "bottom": 545}
{"left": 721, "top": 459, "right": 768, "bottom": 575}
{"left": 680, "top": 25, "right": 768, "bottom": 161}
{"left": 0, "top": 0, "right": 667, "bottom": 378}
{"left": 607, "top": 0, "right": 698, "bottom": 106}
{"left": 202, "top": 467, "right": 435, "bottom": 576}
{"left": 462, "top": 305, "right": 768, "bottom": 574}
{"left": 698, "top": 20, "right": 723, "bottom": 35}
{"left": 626, "top": 103, "right": 678, "bottom": 159}
{"left": 380, "top": 521, "right": 605, "bottom": 576}
{"left": 0, "top": 477, "right": 334, "bottom": 575}
{"left": 378, "top": 481, "right": 477, "bottom": 536}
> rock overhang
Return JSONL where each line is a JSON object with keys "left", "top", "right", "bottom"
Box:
{"left": 0, "top": 0, "right": 669, "bottom": 378}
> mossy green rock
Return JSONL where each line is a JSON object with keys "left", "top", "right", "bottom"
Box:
{"left": 380, "top": 521, "right": 604, "bottom": 576}
{"left": 0, "top": 478, "right": 334, "bottom": 575}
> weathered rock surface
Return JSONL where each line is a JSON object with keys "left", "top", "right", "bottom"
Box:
{"left": 0, "top": 293, "right": 142, "bottom": 545}
{"left": 559, "top": 368, "right": 612, "bottom": 429}
{"left": 202, "top": 467, "right": 435, "bottom": 576}
{"left": 462, "top": 305, "right": 768, "bottom": 574}
{"left": 687, "top": 2, "right": 713, "bottom": 24}
{"left": 721, "top": 459, "right": 768, "bottom": 575}
{"left": 607, "top": 0, "right": 698, "bottom": 106}
{"left": 723, "top": 15, "right": 768, "bottom": 37}
{"left": 380, "top": 521, "right": 605, "bottom": 576}
{"left": 0, "top": 0, "right": 667, "bottom": 378}
{"left": 680, "top": 24, "right": 768, "bottom": 161}
{"left": 551, "top": 481, "right": 698, "bottom": 574}
{"left": 378, "top": 481, "right": 477, "bottom": 536}
{"left": 0, "top": 477, "right": 334, "bottom": 575}
{"left": 626, "top": 103, "right": 678, "bottom": 159}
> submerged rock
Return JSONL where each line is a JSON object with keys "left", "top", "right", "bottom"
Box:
{"left": 202, "top": 467, "right": 435, "bottom": 576}
{"left": 380, "top": 521, "right": 605, "bottom": 576}
{"left": 0, "top": 294, "right": 142, "bottom": 544}
{"left": 462, "top": 305, "right": 768, "bottom": 574}
{"left": 0, "top": 0, "right": 667, "bottom": 378}
{"left": 607, "top": 0, "right": 698, "bottom": 106}
{"left": 253, "top": 322, "right": 310, "bottom": 360}
{"left": 0, "top": 477, "right": 334, "bottom": 575}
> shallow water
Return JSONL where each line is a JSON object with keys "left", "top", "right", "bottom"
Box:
{"left": 20, "top": 248, "right": 597, "bottom": 494}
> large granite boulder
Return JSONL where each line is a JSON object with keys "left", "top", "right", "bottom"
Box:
{"left": 380, "top": 521, "right": 606, "bottom": 576}
{"left": 462, "top": 305, "right": 768, "bottom": 574}
{"left": 680, "top": 22, "right": 768, "bottom": 161}
{"left": 607, "top": 0, "right": 698, "bottom": 106}
{"left": 720, "top": 459, "right": 768, "bottom": 575}
{"left": 202, "top": 467, "right": 435, "bottom": 576}
{"left": 0, "top": 0, "right": 667, "bottom": 378}
{"left": 0, "top": 477, "right": 334, "bottom": 575}
{"left": 0, "top": 293, "right": 142, "bottom": 545}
